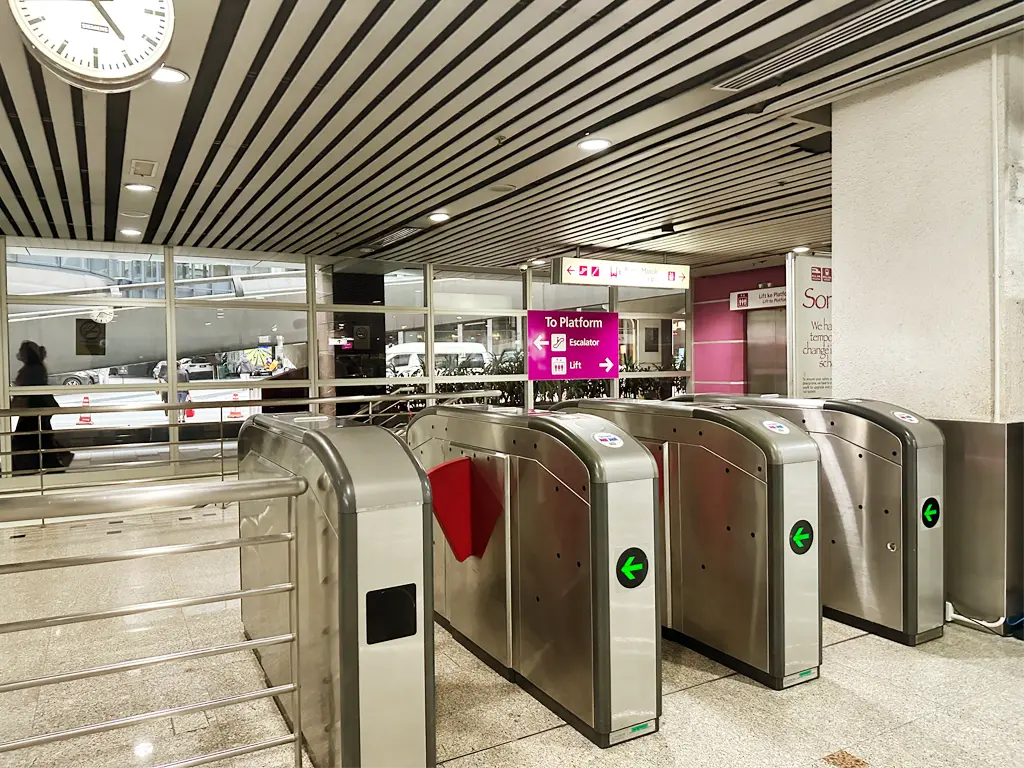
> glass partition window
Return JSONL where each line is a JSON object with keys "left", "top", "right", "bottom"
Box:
{"left": 531, "top": 277, "right": 609, "bottom": 311}
{"left": 619, "top": 318, "right": 685, "bottom": 371}
{"left": 319, "top": 262, "right": 425, "bottom": 307}
{"left": 174, "top": 306, "right": 308, "bottom": 381}
{"left": 7, "top": 245, "right": 165, "bottom": 298}
{"left": 174, "top": 253, "right": 306, "bottom": 303}
{"left": 433, "top": 270, "right": 522, "bottom": 311}
{"left": 316, "top": 311, "right": 427, "bottom": 380}
{"left": 8, "top": 303, "right": 167, "bottom": 386}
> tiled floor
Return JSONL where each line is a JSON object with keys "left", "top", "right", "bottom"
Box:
{"left": 1, "top": 508, "right": 1022, "bottom": 768}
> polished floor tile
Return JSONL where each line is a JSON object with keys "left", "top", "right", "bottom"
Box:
{"left": 434, "top": 636, "right": 564, "bottom": 762}
{"left": 661, "top": 639, "right": 733, "bottom": 694}
{"left": 4, "top": 507, "right": 1024, "bottom": 768}
{"left": 822, "top": 617, "right": 869, "bottom": 647}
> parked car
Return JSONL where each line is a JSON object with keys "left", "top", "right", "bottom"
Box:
{"left": 153, "top": 358, "right": 215, "bottom": 380}
{"left": 386, "top": 342, "right": 492, "bottom": 376}
{"left": 48, "top": 369, "right": 103, "bottom": 386}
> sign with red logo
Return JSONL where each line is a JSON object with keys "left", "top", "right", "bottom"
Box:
{"left": 729, "top": 287, "right": 786, "bottom": 310}
{"left": 788, "top": 254, "right": 832, "bottom": 397}
{"left": 552, "top": 257, "right": 689, "bottom": 289}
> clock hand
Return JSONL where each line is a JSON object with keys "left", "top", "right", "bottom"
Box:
{"left": 89, "top": 0, "right": 124, "bottom": 41}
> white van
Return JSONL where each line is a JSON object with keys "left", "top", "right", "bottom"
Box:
{"left": 386, "top": 342, "right": 492, "bottom": 377}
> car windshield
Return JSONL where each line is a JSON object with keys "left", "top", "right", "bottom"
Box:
{"left": 388, "top": 354, "right": 412, "bottom": 367}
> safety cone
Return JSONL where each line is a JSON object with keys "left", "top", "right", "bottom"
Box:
{"left": 228, "top": 393, "right": 243, "bottom": 419}
{"left": 77, "top": 396, "right": 93, "bottom": 425}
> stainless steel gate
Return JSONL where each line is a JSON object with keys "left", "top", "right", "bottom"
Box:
{"left": 677, "top": 395, "right": 945, "bottom": 646}
{"left": 554, "top": 399, "right": 821, "bottom": 690}
{"left": 238, "top": 414, "right": 433, "bottom": 768}
{"left": 406, "top": 406, "right": 660, "bottom": 748}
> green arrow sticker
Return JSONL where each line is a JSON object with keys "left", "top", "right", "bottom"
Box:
{"left": 615, "top": 547, "right": 649, "bottom": 588}
{"left": 621, "top": 556, "right": 643, "bottom": 580}
{"left": 922, "top": 497, "right": 940, "bottom": 528}
{"left": 789, "top": 519, "right": 814, "bottom": 554}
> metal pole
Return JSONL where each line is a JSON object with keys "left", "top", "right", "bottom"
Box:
{"left": 684, "top": 284, "right": 694, "bottom": 394}
{"left": 288, "top": 495, "right": 302, "bottom": 768}
{"left": 608, "top": 286, "right": 619, "bottom": 399}
{"left": 425, "top": 263, "right": 436, "bottom": 403}
{"left": 165, "top": 246, "right": 180, "bottom": 468}
{"left": 523, "top": 266, "right": 533, "bottom": 410}
{"left": 0, "top": 234, "right": 11, "bottom": 480}
{"left": 305, "top": 254, "right": 319, "bottom": 410}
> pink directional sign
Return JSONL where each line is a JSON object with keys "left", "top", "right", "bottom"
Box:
{"left": 527, "top": 310, "right": 619, "bottom": 381}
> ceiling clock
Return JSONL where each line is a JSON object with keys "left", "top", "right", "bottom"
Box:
{"left": 8, "top": 0, "right": 175, "bottom": 93}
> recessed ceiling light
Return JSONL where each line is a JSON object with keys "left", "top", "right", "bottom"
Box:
{"left": 124, "top": 183, "right": 154, "bottom": 192}
{"left": 577, "top": 138, "right": 611, "bottom": 151}
{"left": 120, "top": 228, "right": 142, "bottom": 237}
{"left": 793, "top": 246, "right": 811, "bottom": 253}
{"left": 359, "top": 247, "right": 374, "bottom": 254}
{"left": 204, "top": 322, "right": 212, "bottom": 326}
{"left": 531, "top": 258, "right": 546, "bottom": 265}
{"left": 152, "top": 66, "right": 189, "bottom": 84}
{"left": 488, "top": 183, "right": 517, "bottom": 193}
{"left": 429, "top": 212, "right": 450, "bottom": 223}
{"left": 456, "top": 316, "right": 463, "bottom": 320}
{"left": 120, "top": 210, "right": 149, "bottom": 218}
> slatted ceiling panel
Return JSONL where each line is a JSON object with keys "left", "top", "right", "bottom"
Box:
{"left": 149, "top": 0, "right": 287, "bottom": 245}
{"left": 186, "top": 0, "right": 407, "bottom": 249}
{"left": 377, "top": 120, "right": 826, "bottom": 267}
{"left": 0, "top": 2, "right": 1018, "bottom": 271}
{"left": 281, "top": 0, "right": 812, "bottom": 257}
{"left": 208, "top": 0, "right": 534, "bottom": 253}
{"left": 231, "top": 0, "right": 654, "bottom": 256}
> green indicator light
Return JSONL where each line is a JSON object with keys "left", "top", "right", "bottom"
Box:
{"left": 922, "top": 497, "right": 940, "bottom": 529}
{"left": 799, "top": 669, "right": 814, "bottom": 678}
{"left": 788, "top": 519, "right": 814, "bottom": 554}
{"left": 621, "top": 555, "right": 643, "bottom": 581}
{"left": 631, "top": 723, "right": 650, "bottom": 733}
{"left": 615, "top": 547, "right": 649, "bottom": 588}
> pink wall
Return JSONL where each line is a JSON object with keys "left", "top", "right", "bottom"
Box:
{"left": 691, "top": 266, "right": 785, "bottom": 394}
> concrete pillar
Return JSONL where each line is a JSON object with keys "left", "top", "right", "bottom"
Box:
{"left": 832, "top": 36, "right": 1023, "bottom": 422}
{"left": 832, "top": 36, "right": 1024, "bottom": 631}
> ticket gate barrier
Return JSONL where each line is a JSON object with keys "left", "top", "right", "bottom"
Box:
{"left": 406, "top": 406, "right": 660, "bottom": 748}
{"left": 238, "top": 414, "right": 433, "bottom": 768}
{"left": 553, "top": 399, "right": 821, "bottom": 690}
{"left": 677, "top": 395, "right": 945, "bottom": 647}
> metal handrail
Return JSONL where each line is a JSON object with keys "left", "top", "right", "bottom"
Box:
{"left": 0, "top": 475, "right": 309, "bottom": 767}
{"left": 0, "top": 476, "right": 307, "bottom": 522}
{"left": 0, "top": 388, "right": 502, "bottom": 418}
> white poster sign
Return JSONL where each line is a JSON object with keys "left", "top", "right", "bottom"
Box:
{"left": 552, "top": 257, "right": 689, "bottom": 290}
{"left": 786, "top": 254, "right": 832, "bottom": 397}
{"left": 729, "top": 286, "right": 787, "bottom": 310}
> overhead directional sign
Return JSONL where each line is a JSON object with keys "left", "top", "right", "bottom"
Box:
{"left": 615, "top": 547, "right": 649, "bottom": 588}
{"left": 552, "top": 257, "right": 689, "bottom": 290}
{"left": 527, "top": 310, "right": 619, "bottom": 381}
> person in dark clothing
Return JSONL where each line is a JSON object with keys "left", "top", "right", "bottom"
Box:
{"left": 11, "top": 341, "right": 72, "bottom": 474}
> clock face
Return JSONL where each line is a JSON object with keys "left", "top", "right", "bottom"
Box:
{"left": 8, "top": 0, "right": 175, "bottom": 91}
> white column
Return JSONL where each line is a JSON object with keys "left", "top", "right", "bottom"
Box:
{"left": 831, "top": 36, "right": 1023, "bottom": 422}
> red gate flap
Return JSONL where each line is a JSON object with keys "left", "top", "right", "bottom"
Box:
{"left": 428, "top": 456, "right": 504, "bottom": 563}
{"left": 428, "top": 458, "right": 473, "bottom": 562}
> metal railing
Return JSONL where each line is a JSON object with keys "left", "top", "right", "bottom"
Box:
{"left": 0, "top": 477, "right": 308, "bottom": 768}
{"left": 0, "top": 389, "right": 500, "bottom": 502}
